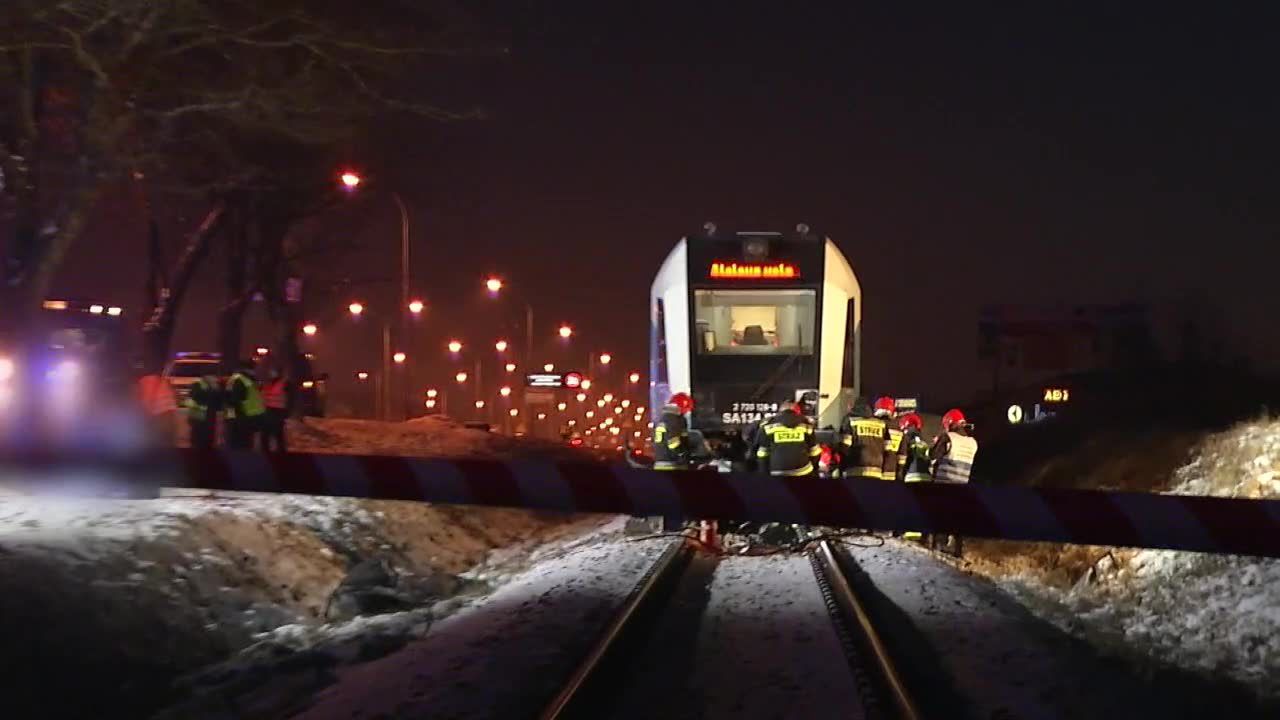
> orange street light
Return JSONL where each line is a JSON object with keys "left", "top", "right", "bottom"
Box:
{"left": 426, "top": 388, "right": 438, "bottom": 398}
{"left": 603, "top": 393, "right": 614, "bottom": 402}
{"left": 475, "top": 400, "right": 486, "bottom": 409}
{"left": 339, "top": 171, "right": 362, "bottom": 189}
{"left": 599, "top": 353, "right": 612, "bottom": 365}
{"left": 576, "top": 392, "right": 587, "bottom": 402}
{"left": 558, "top": 324, "right": 573, "bottom": 339}
{"left": 621, "top": 399, "right": 631, "bottom": 408}
{"left": 255, "top": 346, "right": 269, "bottom": 356}
{"left": 585, "top": 410, "right": 595, "bottom": 419}
{"left": 505, "top": 362, "right": 517, "bottom": 373}
{"left": 302, "top": 323, "right": 318, "bottom": 336}
{"left": 485, "top": 277, "right": 504, "bottom": 294}
{"left": 581, "top": 379, "right": 592, "bottom": 390}
{"left": 509, "top": 408, "right": 519, "bottom": 417}
{"left": 543, "top": 363, "right": 554, "bottom": 372}
{"left": 495, "top": 339, "right": 509, "bottom": 353}
{"left": 628, "top": 372, "right": 640, "bottom": 383}
{"left": 448, "top": 340, "right": 463, "bottom": 354}
{"left": 425, "top": 399, "right": 437, "bottom": 409}
{"left": 393, "top": 352, "right": 407, "bottom": 364}
{"left": 356, "top": 371, "right": 370, "bottom": 380}
{"left": 348, "top": 302, "right": 365, "bottom": 316}
{"left": 408, "top": 299, "right": 425, "bottom": 314}
{"left": 537, "top": 412, "right": 547, "bottom": 420}
{"left": 455, "top": 371, "right": 468, "bottom": 383}
{"left": 499, "top": 386, "right": 512, "bottom": 397}
{"left": 557, "top": 402, "right": 567, "bottom": 411}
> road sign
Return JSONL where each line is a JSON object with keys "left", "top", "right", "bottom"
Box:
{"left": 1007, "top": 404, "right": 1024, "bottom": 424}
{"left": 526, "top": 373, "right": 564, "bottom": 388}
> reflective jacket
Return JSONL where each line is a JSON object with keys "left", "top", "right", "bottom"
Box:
{"left": 756, "top": 410, "right": 821, "bottom": 476}
{"left": 653, "top": 412, "right": 690, "bottom": 469}
{"left": 883, "top": 427, "right": 905, "bottom": 480}
{"left": 183, "top": 377, "right": 220, "bottom": 423}
{"left": 138, "top": 374, "right": 177, "bottom": 416}
{"left": 932, "top": 431, "right": 978, "bottom": 484}
{"left": 899, "top": 428, "right": 932, "bottom": 482}
{"left": 226, "top": 372, "right": 266, "bottom": 419}
{"left": 261, "top": 378, "right": 288, "bottom": 410}
{"left": 839, "top": 415, "right": 890, "bottom": 478}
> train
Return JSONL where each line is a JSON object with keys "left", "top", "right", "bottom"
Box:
{"left": 649, "top": 223, "right": 862, "bottom": 452}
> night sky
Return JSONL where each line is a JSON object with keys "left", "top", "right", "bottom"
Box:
{"left": 53, "top": 3, "right": 1280, "bottom": 407}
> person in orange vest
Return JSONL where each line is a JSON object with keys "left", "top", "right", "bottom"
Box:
{"left": 259, "top": 365, "right": 290, "bottom": 452}
{"left": 136, "top": 366, "right": 178, "bottom": 445}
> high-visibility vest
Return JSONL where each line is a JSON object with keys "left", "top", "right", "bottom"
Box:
{"left": 934, "top": 432, "right": 978, "bottom": 484}
{"left": 138, "top": 374, "right": 177, "bottom": 415}
{"left": 226, "top": 373, "right": 266, "bottom": 419}
{"left": 261, "top": 379, "right": 288, "bottom": 410}
{"left": 183, "top": 378, "right": 214, "bottom": 422}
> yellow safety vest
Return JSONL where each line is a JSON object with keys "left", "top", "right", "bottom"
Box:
{"left": 225, "top": 373, "right": 266, "bottom": 419}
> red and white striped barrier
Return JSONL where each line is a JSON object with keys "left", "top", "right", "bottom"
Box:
{"left": 7, "top": 449, "right": 1280, "bottom": 557}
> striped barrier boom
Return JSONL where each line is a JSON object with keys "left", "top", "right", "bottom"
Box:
{"left": 6, "top": 448, "right": 1280, "bottom": 557}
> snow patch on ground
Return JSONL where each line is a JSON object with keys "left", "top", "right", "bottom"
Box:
{"left": 987, "top": 418, "right": 1280, "bottom": 701}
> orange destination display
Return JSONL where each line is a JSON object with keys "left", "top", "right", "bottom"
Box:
{"left": 708, "top": 261, "right": 800, "bottom": 279}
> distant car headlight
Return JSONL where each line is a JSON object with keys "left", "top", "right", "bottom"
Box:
{"left": 0, "top": 356, "right": 14, "bottom": 383}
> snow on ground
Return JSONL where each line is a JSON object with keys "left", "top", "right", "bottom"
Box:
{"left": 968, "top": 418, "right": 1280, "bottom": 705}
{"left": 0, "top": 416, "right": 626, "bottom": 719}
{"left": 288, "top": 415, "right": 601, "bottom": 461}
{"left": 256, "top": 534, "right": 679, "bottom": 720}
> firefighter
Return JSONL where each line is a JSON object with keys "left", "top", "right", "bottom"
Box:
{"left": 260, "top": 366, "right": 290, "bottom": 452}
{"left": 224, "top": 359, "right": 265, "bottom": 449}
{"left": 756, "top": 403, "right": 822, "bottom": 476}
{"left": 878, "top": 397, "right": 905, "bottom": 482}
{"left": 838, "top": 397, "right": 892, "bottom": 479}
{"left": 653, "top": 400, "right": 691, "bottom": 470}
{"left": 184, "top": 373, "right": 222, "bottom": 449}
{"left": 897, "top": 412, "right": 931, "bottom": 541}
{"left": 930, "top": 408, "right": 979, "bottom": 556}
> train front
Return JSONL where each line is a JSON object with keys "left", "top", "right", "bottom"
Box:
{"left": 649, "top": 224, "right": 862, "bottom": 453}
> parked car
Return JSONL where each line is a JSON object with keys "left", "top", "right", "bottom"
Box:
{"left": 163, "top": 352, "right": 222, "bottom": 402}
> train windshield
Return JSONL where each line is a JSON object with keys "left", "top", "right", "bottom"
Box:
{"left": 694, "top": 289, "right": 816, "bottom": 355}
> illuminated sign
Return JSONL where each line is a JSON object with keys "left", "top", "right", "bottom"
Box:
{"left": 720, "top": 401, "right": 780, "bottom": 425}
{"left": 709, "top": 262, "right": 799, "bottom": 280}
{"left": 894, "top": 397, "right": 919, "bottom": 412}
{"left": 563, "top": 371, "right": 584, "bottom": 389}
{"left": 1043, "top": 388, "right": 1070, "bottom": 403}
{"left": 526, "top": 373, "right": 564, "bottom": 389}
{"left": 1007, "top": 404, "right": 1024, "bottom": 424}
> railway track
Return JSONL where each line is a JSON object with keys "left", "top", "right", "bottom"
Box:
{"left": 539, "top": 539, "right": 922, "bottom": 720}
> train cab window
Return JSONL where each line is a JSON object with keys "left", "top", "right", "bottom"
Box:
{"left": 694, "top": 289, "right": 815, "bottom": 355}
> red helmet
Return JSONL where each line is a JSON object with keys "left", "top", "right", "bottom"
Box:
{"left": 898, "top": 412, "right": 923, "bottom": 431}
{"left": 668, "top": 392, "right": 694, "bottom": 415}
{"left": 873, "top": 396, "right": 895, "bottom": 417}
{"left": 790, "top": 402, "right": 806, "bottom": 415}
{"left": 941, "top": 408, "right": 967, "bottom": 432}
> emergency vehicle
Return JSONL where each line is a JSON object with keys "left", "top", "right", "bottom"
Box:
{"left": 0, "top": 300, "right": 150, "bottom": 457}
{"left": 649, "top": 223, "right": 862, "bottom": 447}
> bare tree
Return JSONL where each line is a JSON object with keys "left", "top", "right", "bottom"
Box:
{"left": 0, "top": 0, "right": 489, "bottom": 338}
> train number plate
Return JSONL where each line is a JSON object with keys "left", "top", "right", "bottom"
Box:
{"left": 721, "top": 402, "right": 780, "bottom": 425}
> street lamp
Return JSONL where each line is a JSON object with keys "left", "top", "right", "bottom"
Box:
{"left": 408, "top": 299, "right": 425, "bottom": 315}
{"left": 348, "top": 302, "right": 365, "bottom": 316}
{"left": 614, "top": 406, "right": 623, "bottom": 414}
{"left": 475, "top": 400, "right": 486, "bottom": 409}
{"left": 558, "top": 324, "right": 573, "bottom": 339}
{"left": 537, "top": 412, "right": 546, "bottom": 420}
{"left": 426, "top": 388, "right": 438, "bottom": 398}
{"left": 448, "top": 340, "right": 463, "bottom": 354}
{"left": 599, "top": 353, "right": 612, "bottom": 365}
{"left": 557, "top": 402, "right": 567, "bottom": 411}
{"left": 585, "top": 410, "right": 595, "bottom": 419}
{"left": 393, "top": 352, "right": 407, "bottom": 364}
{"left": 302, "top": 323, "right": 318, "bottom": 336}
{"left": 505, "top": 362, "right": 517, "bottom": 373}
{"left": 581, "top": 379, "right": 592, "bottom": 390}
{"left": 596, "top": 399, "right": 605, "bottom": 408}
{"left": 456, "top": 371, "right": 468, "bottom": 383}
{"left": 543, "top": 363, "right": 554, "bottom": 372}
{"left": 509, "top": 408, "right": 519, "bottom": 417}
{"left": 255, "top": 346, "right": 269, "bottom": 356}
{"left": 356, "top": 371, "right": 370, "bottom": 380}
{"left": 499, "top": 386, "right": 512, "bottom": 397}
{"left": 629, "top": 372, "right": 640, "bottom": 384}
{"left": 425, "top": 399, "right": 437, "bottom": 409}
{"left": 485, "top": 277, "right": 504, "bottom": 294}
{"left": 495, "top": 339, "right": 509, "bottom": 353}
{"left": 603, "top": 392, "right": 614, "bottom": 402}
{"left": 576, "top": 392, "right": 587, "bottom": 402}
{"left": 621, "top": 399, "right": 630, "bottom": 408}
{"left": 340, "top": 171, "right": 362, "bottom": 189}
